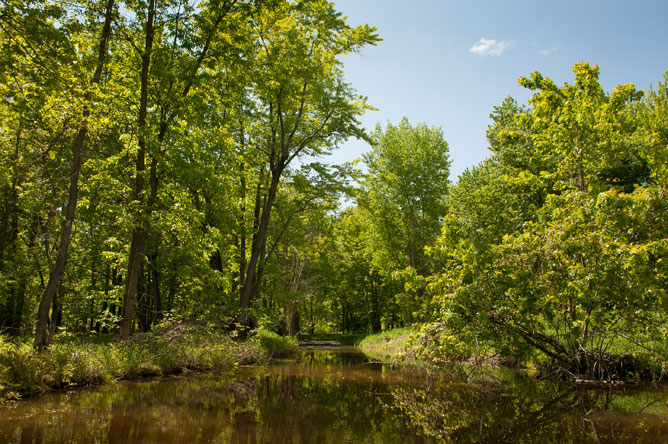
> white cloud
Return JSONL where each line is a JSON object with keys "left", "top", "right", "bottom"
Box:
{"left": 538, "top": 46, "right": 559, "bottom": 56}
{"left": 469, "top": 38, "right": 513, "bottom": 56}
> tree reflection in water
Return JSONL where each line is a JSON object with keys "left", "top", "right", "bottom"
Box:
{"left": 387, "top": 379, "right": 668, "bottom": 443}
{"left": 1, "top": 348, "right": 667, "bottom": 443}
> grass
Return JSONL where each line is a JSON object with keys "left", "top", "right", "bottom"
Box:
{"left": 0, "top": 325, "right": 268, "bottom": 402}
{"left": 256, "top": 328, "right": 299, "bottom": 358}
{"left": 358, "top": 328, "right": 415, "bottom": 362}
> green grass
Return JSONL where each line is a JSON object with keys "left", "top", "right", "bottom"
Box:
{"left": 256, "top": 329, "right": 299, "bottom": 358}
{"left": 0, "top": 326, "right": 267, "bottom": 402}
{"left": 358, "top": 328, "right": 415, "bottom": 362}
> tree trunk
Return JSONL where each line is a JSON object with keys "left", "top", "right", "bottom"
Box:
{"left": 370, "top": 285, "right": 381, "bottom": 333}
{"left": 0, "top": 126, "right": 23, "bottom": 334}
{"left": 239, "top": 170, "right": 281, "bottom": 324}
{"left": 119, "top": 228, "right": 147, "bottom": 339}
{"left": 0, "top": 186, "right": 10, "bottom": 271}
{"left": 288, "top": 308, "right": 300, "bottom": 337}
{"left": 167, "top": 262, "right": 177, "bottom": 312}
{"left": 47, "top": 291, "right": 62, "bottom": 343}
{"left": 237, "top": 122, "right": 247, "bottom": 303}
{"left": 150, "top": 241, "right": 162, "bottom": 324}
{"left": 119, "top": 0, "right": 155, "bottom": 340}
{"left": 137, "top": 259, "right": 149, "bottom": 332}
{"left": 34, "top": 0, "right": 115, "bottom": 349}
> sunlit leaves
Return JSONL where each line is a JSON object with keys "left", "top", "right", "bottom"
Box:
{"left": 427, "top": 64, "right": 668, "bottom": 376}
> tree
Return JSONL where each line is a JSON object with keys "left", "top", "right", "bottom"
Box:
{"left": 117, "top": 0, "right": 244, "bottom": 340}
{"left": 429, "top": 63, "right": 667, "bottom": 378}
{"left": 362, "top": 117, "right": 450, "bottom": 276}
{"left": 236, "top": 0, "right": 379, "bottom": 326}
{"left": 517, "top": 63, "right": 645, "bottom": 193}
{"left": 357, "top": 117, "right": 450, "bottom": 325}
{"left": 33, "top": 0, "right": 115, "bottom": 349}
{"left": 0, "top": 0, "right": 104, "bottom": 338}
{"left": 635, "top": 71, "right": 668, "bottom": 187}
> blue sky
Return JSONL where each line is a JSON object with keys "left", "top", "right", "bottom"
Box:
{"left": 331, "top": 0, "right": 668, "bottom": 180}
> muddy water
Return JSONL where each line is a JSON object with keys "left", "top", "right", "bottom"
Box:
{"left": 1, "top": 346, "right": 668, "bottom": 443}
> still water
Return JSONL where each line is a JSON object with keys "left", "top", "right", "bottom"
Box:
{"left": 1, "top": 346, "right": 668, "bottom": 443}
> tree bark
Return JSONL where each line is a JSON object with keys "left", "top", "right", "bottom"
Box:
{"left": 150, "top": 241, "right": 162, "bottom": 324}
{"left": 47, "top": 291, "right": 62, "bottom": 343}
{"left": 239, "top": 170, "right": 281, "bottom": 322}
{"left": 34, "top": 0, "right": 115, "bottom": 349}
{"left": 0, "top": 131, "right": 21, "bottom": 332}
{"left": 237, "top": 124, "right": 247, "bottom": 305}
{"left": 288, "top": 309, "right": 300, "bottom": 337}
{"left": 0, "top": 186, "right": 10, "bottom": 271}
{"left": 119, "top": 0, "right": 155, "bottom": 340}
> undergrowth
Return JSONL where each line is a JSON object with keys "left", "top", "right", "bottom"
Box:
{"left": 256, "top": 328, "right": 299, "bottom": 358}
{"left": 0, "top": 325, "right": 267, "bottom": 402}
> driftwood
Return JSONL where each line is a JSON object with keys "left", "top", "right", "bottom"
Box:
{"left": 298, "top": 340, "right": 342, "bottom": 347}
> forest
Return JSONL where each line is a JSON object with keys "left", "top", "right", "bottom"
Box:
{"left": 1, "top": 0, "right": 668, "bottom": 383}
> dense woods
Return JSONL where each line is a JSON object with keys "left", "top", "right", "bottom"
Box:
{"left": 1, "top": 0, "right": 667, "bottom": 380}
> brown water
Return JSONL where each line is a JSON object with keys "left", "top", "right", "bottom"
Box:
{"left": 1, "top": 346, "right": 668, "bottom": 443}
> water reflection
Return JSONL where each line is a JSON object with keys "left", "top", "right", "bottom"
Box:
{"left": 386, "top": 380, "right": 668, "bottom": 443}
{"left": 1, "top": 347, "right": 667, "bottom": 443}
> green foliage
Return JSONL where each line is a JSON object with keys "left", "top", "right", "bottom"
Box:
{"left": 634, "top": 71, "right": 668, "bottom": 186}
{"left": 362, "top": 117, "right": 451, "bottom": 275}
{"left": 386, "top": 376, "right": 668, "bottom": 443}
{"left": 0, "top": 0, "right": 379, "bottom": 344}
{"left": 304, "top": 117, "right": 452, "bottom": 336}
{"left": 428, "top": 64, "right": 668, "bottom": 379}
{"left": 1, "top": 0, "right": 666, "bottom": 385}
{"left": 517, "top": 62, "right": 645, "bottom": 193}
{"left": 256, "top": 328, "right": 299, "bottom": 358}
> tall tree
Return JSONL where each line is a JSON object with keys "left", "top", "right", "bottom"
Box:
{"left": 356, "top": 118, "right": 450, "bottom": 323}
{"left": 361, "top": 118, "right": 451, "bottom": 276}
{"left": 429, "top": 63, "right": 665, "bottom": 378}
{"left": 236, "top": 0, "right": 379, "bottom": 325}
{"left": 118, "top": 0, "right": 242, "bottom": 340}
{"left": 33, "top": 0, "right": 115, "bottom": 349}
{"left": 0, "top": 0, "right": 86, "bottom": 336}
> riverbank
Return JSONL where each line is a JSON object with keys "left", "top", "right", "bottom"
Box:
{"left": 357, "top": 327, "right": 668, "bottom": 383}
{"left": 358, "top": 328, "right": 414, "bottom": 362}
{"left": 4, "top": 346, "right": 667, "bottom": 443}
{"left": 0, "top": 326, "right": 298, "bottom": 402}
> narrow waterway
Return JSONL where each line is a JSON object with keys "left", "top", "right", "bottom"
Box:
{"left": 1, "top": 346, "right": 668, "bottom": 443}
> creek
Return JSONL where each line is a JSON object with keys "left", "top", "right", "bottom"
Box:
{"left": 1, "top": 346, "right": 668, "bottom": 443}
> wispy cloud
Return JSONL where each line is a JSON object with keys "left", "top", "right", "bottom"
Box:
{"left": 538, "top": 46, "right": 559, "bottom": 56}
{"left": 469, "top": 38, "right": 513, "bottom": 56}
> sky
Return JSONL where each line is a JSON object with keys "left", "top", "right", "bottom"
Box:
{"left": 330, "top": 0, "right": 668, "bottom": 180}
